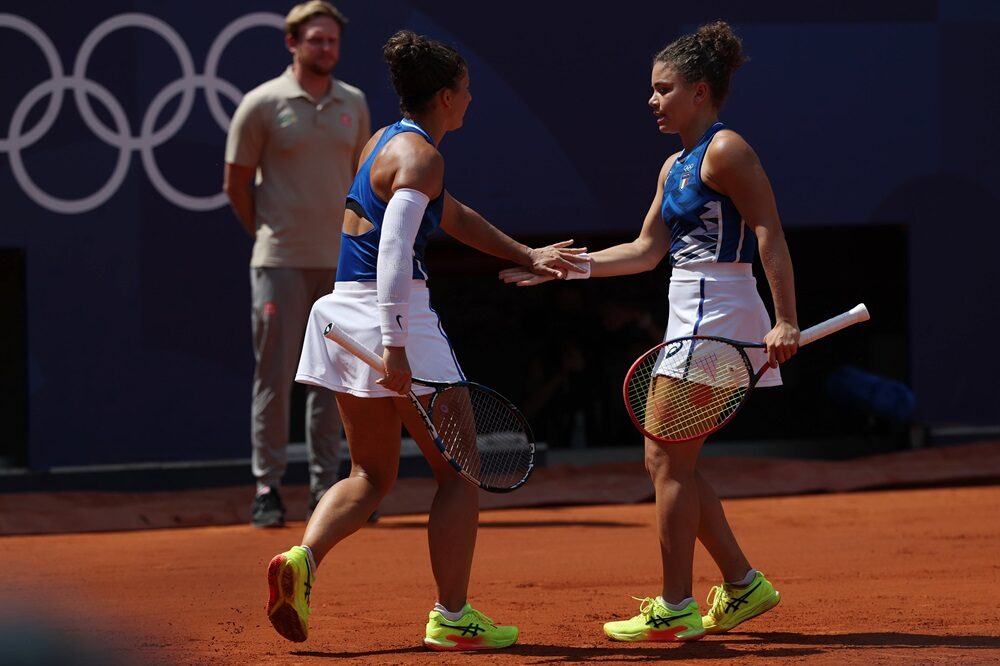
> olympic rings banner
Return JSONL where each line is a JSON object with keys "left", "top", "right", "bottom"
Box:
{"left": 1, "top": 12, "right": 285, "bottom": 214}
{"left": 0, "top": 4, "right": 396, "bottom": 470}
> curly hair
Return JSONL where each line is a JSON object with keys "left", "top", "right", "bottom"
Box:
{"left": 654, "top": 20, "right": 747, "bottom": 107}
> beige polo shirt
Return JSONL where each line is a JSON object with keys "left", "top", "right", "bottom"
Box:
{"left": 226, "top": 67, "right": 370, "bottom": 268}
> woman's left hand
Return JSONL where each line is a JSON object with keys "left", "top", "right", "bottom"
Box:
{"left": 377, "top": 346, "right": 413, "bottom": 395}
{"left": 499, "top": 266, "right": 555, "bottom": 286}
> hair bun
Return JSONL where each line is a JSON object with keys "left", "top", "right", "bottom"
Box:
{"left": 696, "top": 20, "right": 746, "bottom": 74}
{"left": 382, "top": 30, "right": 467, "bottom": 115}
{"left": 653, "top": 20, "right": 747, "bottom": 107}
{"left": 383, "top": 30, "right": 429, "bottom": 63}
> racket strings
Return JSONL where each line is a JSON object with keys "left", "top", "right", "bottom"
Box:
{"left": 431, "top": 386, "right": 533, "bottom": 490}
{"left": 626, "top": 340, "right": 751, "bottom": 441}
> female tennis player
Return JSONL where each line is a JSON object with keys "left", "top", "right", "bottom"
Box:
{"left": 502, "top": 20, "right": 798, "bottom": 641}
{"left": 265, "top": 30, "right": 585, "bottom": 649}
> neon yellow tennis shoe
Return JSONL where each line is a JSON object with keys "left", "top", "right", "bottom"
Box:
{"left": 702, "top": 571, "right": 780, "bottom": 634}
{"left": 423, "top": 604, "right": 518, "bottom": 651}
{"left": 266, "top": 546, "right": 315, "bottom": 642}
{"left": 603, "top": 597, "right": 706, "bottom": 642}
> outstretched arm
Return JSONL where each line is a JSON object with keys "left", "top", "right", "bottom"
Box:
{"left": 440, "top": 193, "right": 588, "bottom": 278}
{"left": 499, "top": 156, "right": 676, "bottom": 286}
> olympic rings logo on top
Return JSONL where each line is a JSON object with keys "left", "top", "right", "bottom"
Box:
{"left": 0, "top": 12, "right": 283, "bottom": 214}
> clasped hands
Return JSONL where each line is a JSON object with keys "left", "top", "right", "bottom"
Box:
{"left": 502, "top": 240, "right": 591, "bottom": 286}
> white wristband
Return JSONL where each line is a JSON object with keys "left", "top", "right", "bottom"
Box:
{"left": 564, "top": 255, "right": 592, "bottom": 280}
{"left": 379, "top": 302, "right": 408, "bottom": 347}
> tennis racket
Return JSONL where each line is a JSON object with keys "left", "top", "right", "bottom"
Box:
{"left": 623, "top": 303, "right": 870, "bottom": 443}
{"left": 322, "top": 322, "right": 536, "bottom": 493}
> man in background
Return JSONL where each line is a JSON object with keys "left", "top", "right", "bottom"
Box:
{"left": 224, "top": 1, "right": 370, "bottom": 527}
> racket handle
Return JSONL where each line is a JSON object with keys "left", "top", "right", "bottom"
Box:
{"left": 323, "top": 322, "right": 386, "bottom": 374}
{"left": 799, "top": 303, "right": 870, "bottom": 347}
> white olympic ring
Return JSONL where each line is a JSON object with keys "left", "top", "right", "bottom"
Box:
{"left": 0, "top": 12, "right": 283, "bottom": 214}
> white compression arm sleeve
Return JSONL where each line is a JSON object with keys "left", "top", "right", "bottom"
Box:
{"left": 377, "top": 187, "right": 430, "bottom": 347}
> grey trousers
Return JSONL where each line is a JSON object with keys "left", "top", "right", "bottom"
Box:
{"left": 251, "top": 267, "right": 341, "bottom": 493}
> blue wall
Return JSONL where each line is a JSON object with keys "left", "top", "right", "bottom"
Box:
{"left": 1, "top": 1, "right": 996, "bottom": 468}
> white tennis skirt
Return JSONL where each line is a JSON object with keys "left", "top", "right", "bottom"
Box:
{"left": 296, "top": 280, "right": 465, "bottom": 398}
{"left": 664, "top": 263, "right": 781, "bottom": 387}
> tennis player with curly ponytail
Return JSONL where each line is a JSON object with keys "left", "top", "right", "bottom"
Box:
{"left": 503, "top": 20, "right": 797, "bottom": 641}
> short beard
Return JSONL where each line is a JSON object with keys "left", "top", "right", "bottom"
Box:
{"left": 303, "top": 59, "right": 334, "bottom": 77}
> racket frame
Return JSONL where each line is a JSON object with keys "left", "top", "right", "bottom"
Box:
{"left": 322, "top": 322, "right": 535, "bottom": 492}
{"left": 623, "top": 303, "right": 871, "bottom": 444}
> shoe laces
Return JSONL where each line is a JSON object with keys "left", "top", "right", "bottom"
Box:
{"left": 631, "top": 596, "right": 665, "bottom": 619}
{"left": 462, "top": 607, "right": 497, "bottom": 629}
{"left": 706, "top": 585, "right": 728, "bottom": 616}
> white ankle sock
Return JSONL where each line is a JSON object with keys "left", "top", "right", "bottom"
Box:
{"left": 300, "top": 545, "right": 318, "bottom": 574}
{"left": 658, "top": 596, "right": 695, "bottom": 611}
{"left": 729, "top": 568, "right": 757, "bottom": 587}
{"left": 434, "top": 603, "right": 468, "bottom": 621}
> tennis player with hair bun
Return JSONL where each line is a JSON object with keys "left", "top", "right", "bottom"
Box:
{"left": 502, "top": 20, "right": 798, "bottom": 641}
{"left": 264, "top": 29, "right": 586, "bottom": 649}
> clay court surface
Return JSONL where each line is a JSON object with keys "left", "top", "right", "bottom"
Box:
{"left": 2, "top": 445, "right": 999, "bottom": 665}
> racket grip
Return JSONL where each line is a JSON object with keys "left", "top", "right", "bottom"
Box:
{"left": 799, "top": 303, "right": 870, "bottom": 347}
{"left": 323, "top": 322, "right": 386, "bottom": 374}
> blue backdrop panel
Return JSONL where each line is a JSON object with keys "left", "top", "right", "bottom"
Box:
{"left": 0, "top": 1, "right": 997, "bottom": 468}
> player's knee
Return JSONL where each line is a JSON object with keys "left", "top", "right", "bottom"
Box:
{"left": 348, "top": 464, "right": 398, "bottom": 497}
{"left": 644, "top": 442, "right": 697, "bottom": 483}
{"left": 644, "top": 447, "right": 669, "bottom": 481}
{"left": 435, "top": 470, "right": 477, "bottom": 499}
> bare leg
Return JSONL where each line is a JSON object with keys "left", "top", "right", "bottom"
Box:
{"left": 695, "top": 471, "right": 751, "bottom": 583}
{"left": 302, "top": 393, "right": 399, "bottom": 565}
{"left": 397, "top": 396, "right": 479, "bottom": 612}
{"left": 645, "top": 435, "right": 703, "bottom": 603}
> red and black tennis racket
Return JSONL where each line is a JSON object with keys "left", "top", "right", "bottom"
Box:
{"left": 623, "top": 304, "right": 870, "bottom": 443}
{"left": 323, "top": 322, "right": 536, "bottom": 493}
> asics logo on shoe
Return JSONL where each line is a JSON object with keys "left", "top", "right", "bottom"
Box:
{"left": 647, "top": 611, "right": 692, "bottom": 628}
{"left": 303, "top": 558, "right": 313, "bottom": 605}
{"left": 439, "top": 621, "right": 486, "bottom": 637}
{"left": 724, "top": 582, "right": 760, "bottom": 613}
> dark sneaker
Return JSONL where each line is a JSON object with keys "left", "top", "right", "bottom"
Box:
{"left": 307, "top": 488, "right": 324, "bottom": 517}
{"left": 252, "top": 486, "right": 285, "bottom": 528}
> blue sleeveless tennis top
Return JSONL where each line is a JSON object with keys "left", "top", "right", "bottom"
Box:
{"left": 337, "top": 119, "right": 445, "bottom": 281}
{"left": 661, "top": 122, "right": 757, "bottom": 267}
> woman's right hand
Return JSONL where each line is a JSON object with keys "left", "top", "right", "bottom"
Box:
{"left": 500, "top": 247, "right": 591, "bottom": 286}
{"left": 377, "top": 346, "right": 412, "bottom": 395}
{"left": 526, "top": 239, "right": 590, "bottom": 278}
